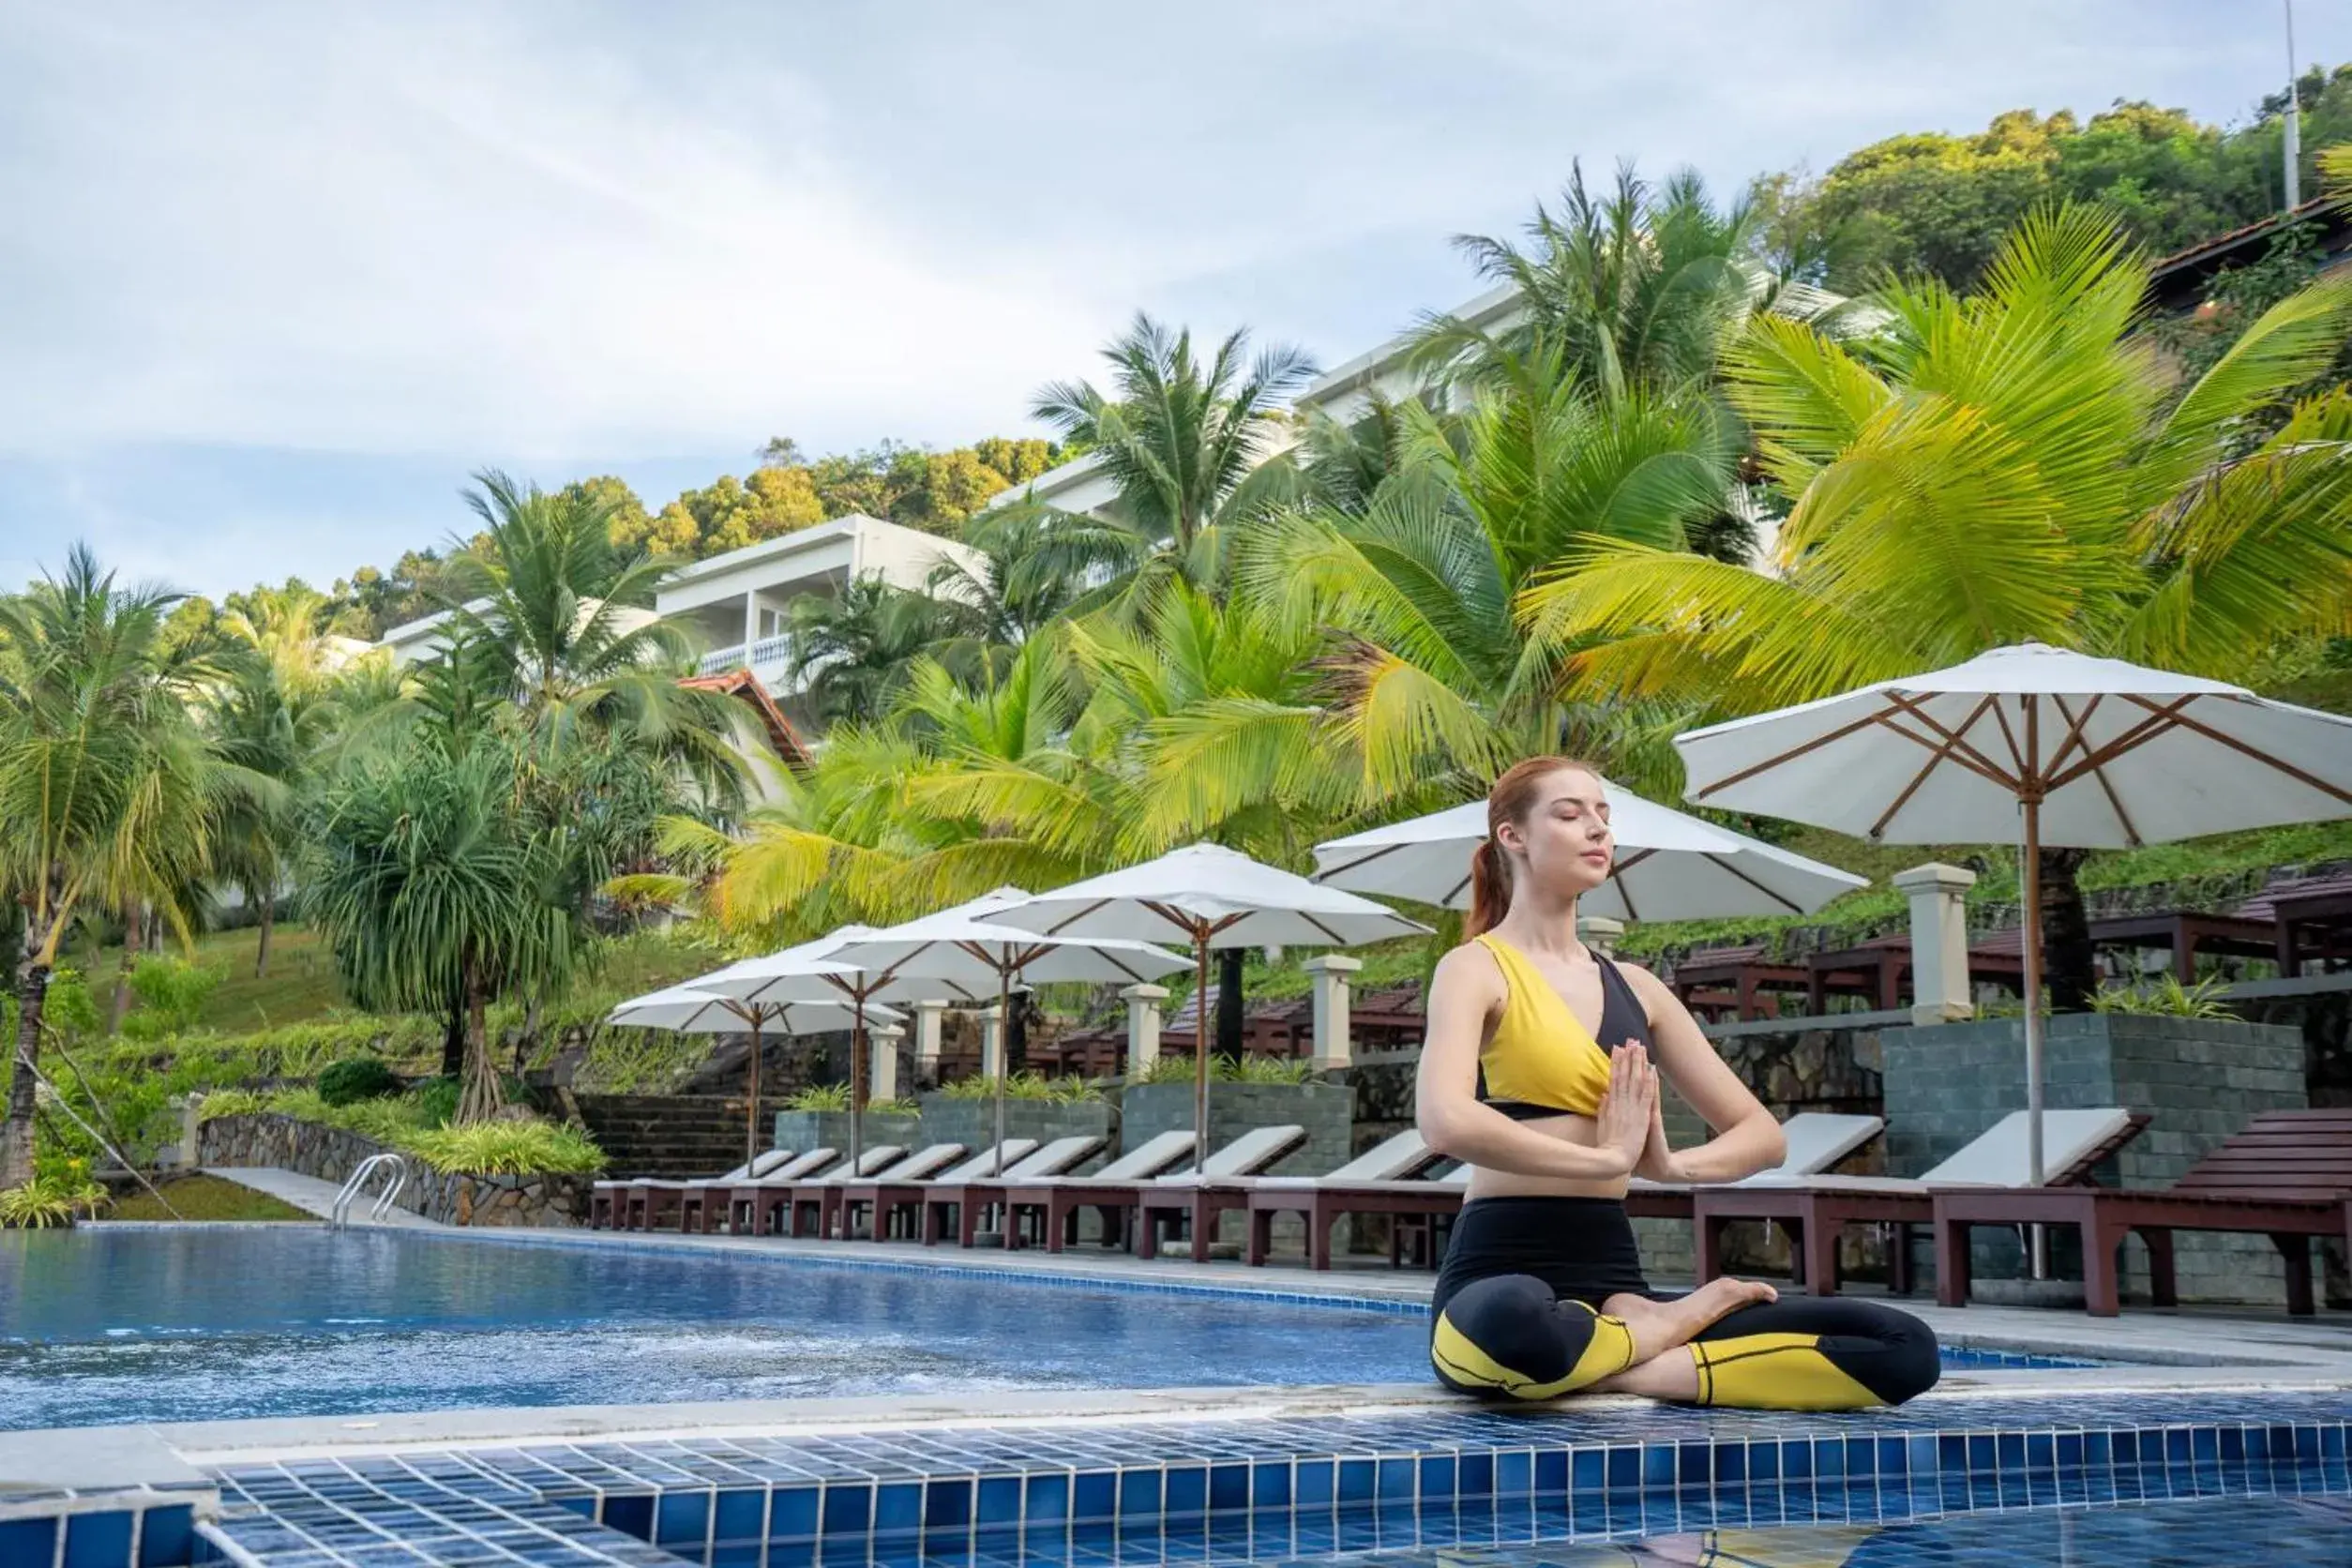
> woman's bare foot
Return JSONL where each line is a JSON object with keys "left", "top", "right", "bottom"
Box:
{"left": 1591, "top": 1277, "right": 1777, "bottom": 1375}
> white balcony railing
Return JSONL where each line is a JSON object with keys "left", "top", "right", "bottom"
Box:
{"left": 698, "top": 638, "right": 795, "bottom": 679}
{"left": 698, "top": 645, "right": 746, "bottom": 675}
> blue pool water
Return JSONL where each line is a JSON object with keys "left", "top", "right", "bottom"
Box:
{"left": 3, "top": 1229, "right": 2091, "bottom": 1432}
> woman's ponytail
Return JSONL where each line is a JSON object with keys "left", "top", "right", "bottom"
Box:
{"left": 1464, "top": 839, "right": 1509, "bottom": 939}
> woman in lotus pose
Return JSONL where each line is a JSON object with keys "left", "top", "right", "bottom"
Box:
{"left": 1417, "top": 757, "right": 1938, "bottom": 1409}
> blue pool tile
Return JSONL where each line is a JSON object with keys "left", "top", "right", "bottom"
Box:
{"left": 63, "top": 1511, "right": 135, "bottom": 1568}
{"left": 874, "top": 1482, "right": 922, "bottom": 1538}
{"left": 1020, "top": 1473, "right": 1067, "bottom": 1528}
{"left": 1115, "top": 1470, "right": 1160, "bottom": 1520}
{"left": 923, "top": 1477, "right": 972, "bottom": 1531}
{"left": 712, "top": 1487, "right": 765, "bottom": 1543}
{"left": 1206, "top": 1464, "right": 1246, "bottom": 1514}
{"left": 1640, "top": 1444, "right": 1676, "bottom": 1488}
{"left": 136, "top": 1506, "right": 194, "bottom": 1568}
{"left": 655, "top": 1490, "right": 709, "bottom": 1548}
{"left": 975, "top": 1476, "right": 1022, "bottom": 1529}
{"left": 1293, "top": 1459, "right": 1333, "bottom": 1509}
{"left": 1781, "top": 1440, "right": 1811, "bottom": 1481}
{"left": 1457, "top": 1451, "right": 1493, "bottom": 1500}
{"left": 822, "top": 1482, "right": 872, "bottom": 1537}
{"left": 770, "top": 1485, "right": 819, "bottom": 1542}
{"left": 1250, "top": 1462, "right": 1290, "bottom": 1511}
{"left": 1532, "top": 1448, "right": 1567, "bottom": 1496}
{"left": 1414, "top": 1455, "right": 1452, "bottom": 1502}
{"left": 1162, "top": 1465, "right": 1205, "bottom": 1519}
{"left": 602, "top": 1492, "right": 654, "bottom": 1541}
{"left": 1605, "top": 1446, "right": 1638, "bottom": 1493}
{"left": 1334, "top": 1459, "right": 1373, "bottom": 1507}
{"left": 1375, "top": 1457, "right": 1415, "bottom": 1505}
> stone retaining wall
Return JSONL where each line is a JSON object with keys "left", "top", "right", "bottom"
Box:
{"left": 196, "top": 1113, "right": 593, "bottom": 1228}
{"left": 915, "top": 1096, "right": 1116, "bottom": 1172}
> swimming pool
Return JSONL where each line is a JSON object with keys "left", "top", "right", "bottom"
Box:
{"left": 3, "top": 1228, "right": 2094, "bottom": 1432}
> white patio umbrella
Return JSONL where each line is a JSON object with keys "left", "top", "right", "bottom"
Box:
{"left": 1673, "top": 642, "right": 2352, "bottom": 1184}
{"left": 689, "top": 929, "right": 994, "bottom": 1166}
{"left": 606, "top": 969, "right": 898, "bottom": 1165}
{"left": 1310, "top": 782, "right": 1866, "bottom": 920}
{"left": 827, "top": 888, "right": 1191, "bottom": 1174}
{"left": 987, "top": 844, "right": 1431, "bottom": 1172}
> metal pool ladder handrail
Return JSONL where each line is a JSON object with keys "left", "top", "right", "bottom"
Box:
{"left": 331, "top": 1152, "right": 410, "bottom": 1229}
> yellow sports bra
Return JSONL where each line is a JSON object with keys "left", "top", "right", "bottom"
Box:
{"left": 1471, "top": 933, "right": 1648, "bottom": 1120}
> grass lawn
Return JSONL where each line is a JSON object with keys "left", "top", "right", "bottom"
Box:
{"left": 68, "top": 922, "right": 350, "bottom": 1032}
{"left": 106, "top": 1173, "right": 314, "bottom": 1222}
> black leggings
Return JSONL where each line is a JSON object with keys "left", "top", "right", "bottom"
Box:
{"left": 1430, "top": 1197, "right": 1939, "bottom": 1410}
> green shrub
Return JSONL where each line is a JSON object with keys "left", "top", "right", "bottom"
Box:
{"left": 316, "top": 1057, "right": 404, "bottom": 1107}
{"left": 1143, "top": 1054, "right": 1318, "bottom": 1086}
{"left": 784, "top": 1083, "right": 852, "bottom": 1111}
{"left": 413, "top": 1077, "right": 460, "bottom": 1127}
{"left": 0, "top": 1175, "right": 110, "bottom": 1229}
{"left": 196, "top": 1089, "right": 267, "bottom": 1122}
{"left": 868, "top": 1096, "right": 920, "bottom": 1116}
{"left": 2089, "top": 973, "right": 2235, "bottom": 1019}
{"left": 937, "top": 1071, "right": 1102, "bottom": 1103}
{"left": 120, "top": 957, "right": 224, "bottom": 1040}
{"left": 407, "top": 1122, "right": 606, "bottom": 1175}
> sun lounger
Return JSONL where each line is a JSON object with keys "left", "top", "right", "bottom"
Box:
{"left": 930, "top": 1128, "right": 1199, "bottom": 1248}
{"left": 793, "top": 1139, "right": 972, "bottom": 1239}
{"left": 596, "top": 1147, "right": 800, "bottom": 1231}
{"left": 1000, "top": 1124, "right": 1308, "bottom": 1255}
{"left": 1245, "top": 1162, "right": 1471, "bottom": 1270}
{"left": 828, "top": 1135, "right": 1085, "bottom": 1243}
{"left": 913, "top": 1138, "right": 1117, "bottom": 1245}
{"left": 778, "top": 1144, "right": 911, "bottom": 1238}
{"left": 1621, "top": 1112, "right": 1887, "bottom": 1220}
{"left": 1144, "top": 1128, "right": 1442, "bottom": 1264}
{"left": 1693, "top": 1108, "right": 2149, "bottom": 1297}
{"left": 1933, "top": 1108, "right": 2352, "bottom": 1316}
{"left": 717, "top": 1147, "right": 842, "bottom": 1236}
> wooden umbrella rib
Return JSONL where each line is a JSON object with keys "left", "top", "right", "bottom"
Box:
{"left": 1043, "top": 897, "right": 1111, "bottom": 938}
{"left": 1983, "top": 695, "right": 2029, "bottom": 782}
{"left": 1689, "top": 701, "right": 1896, "bottom": 801}
{"left": 1314, "top": 842, "right": 1410, "bottom": 882}
{"left": 2043, "top": 698, "right": 2195, "bottom": 790}
{"left": 1868, "top": 712, "right": 1982, "bottom": 839}
{"left": 1700, "top": 852, "right": 1808, "bottom": 915}
{"left": 2049, "top": 695, "right": 2143, "bottom": 848}
{"left": 1887, "top": 691, "right": 2017, "bottom": 783}
{"left": 2112, "top": 694, "right": 2352, "bottom": 806}
{"left": 1605, "top": 846, "right": 1653, "bottom": 925}
{"left": 2043, "top": 693, "right": 2105, "bottom": 778}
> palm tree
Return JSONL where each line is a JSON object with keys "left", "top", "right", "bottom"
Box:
{"left": 0, "top": 548, "right": 229, "bottom": 1184}
{"left": 1414, "top": 162, "right": 1852, "bottom": 403}
{"left": 1530, "top": 205, "right": 2352, "bottom": 1003}
{"left": 210, "top": 585, "right": 343, "bottom": 976}
{"left": 783, "top": 577, "right": 967, "bottom": 730}
{"left": 921, "top": 500, "right": 1147, "bottom": 676}
{"left": 1031, "top": 313, "right": 1316, "bottom": 596}
{"left": 441, "top": 471, "right": 748, "bottom": 808}
{"left": 301, "top": 732, "right": 580, "bottom": 1122}
{"left": 1236, "top": 342, "right": 1737, "bottom": 807}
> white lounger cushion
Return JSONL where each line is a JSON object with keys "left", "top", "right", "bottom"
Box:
{"left": 1194, "top": 1123, "right": 1307, "bottom": 1179}
{"left": 749, "top": 1148, "right": 839, "bottom": 1184}
{"left": 1003, "top": 1135, "right": 1106, "bottom": 1178}
{"left": 1089, "top": 1129, "right": 1198, "bottom": 1182}
{"left": 1738, "top": 1108, "right": 2133, "bottom": 1193}
{"left": 936, "top": 1140, "right": 1041, "bottom": 1183}
{"left": 1626, "top": 1111, "right": 1888, "bottom": 1196}
{"left": 834, "top": 1141, "right": 966, "bottom": 1184}
{"left": 1209, "top": 1128, "right": 1440, "bottom": 1191}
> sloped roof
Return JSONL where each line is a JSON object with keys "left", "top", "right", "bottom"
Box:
{"left": 679, "top": 668, "right": 811, "bottom": 772}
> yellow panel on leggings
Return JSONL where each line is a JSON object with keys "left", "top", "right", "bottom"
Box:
{"left": 1690, "top": 1333, "right": 1884, "bottom": 1411}
{"left": 1430, "top": 1301, "right": 1635, "bottom": 1399}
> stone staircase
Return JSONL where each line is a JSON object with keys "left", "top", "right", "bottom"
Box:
{"left": 570, "top": 1093, "right": 759, "bottom": 1178}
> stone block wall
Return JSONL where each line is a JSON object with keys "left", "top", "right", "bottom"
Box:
{"left": 1881, "top": 1013, "right": 2309, "bottom": 1304}
{"left": 1121, "top": 1079, "right": 1352, "bottom": 1252}
{"left": 770, "top": 1109, "right": 921, "bottom": 1163}
{"left": 197, "top": 1113, "right": 592, "bottom": 1227}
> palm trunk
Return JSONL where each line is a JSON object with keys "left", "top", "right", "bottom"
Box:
{"left": 2039, "top": 847, "right": 2099, "bottom": 1011}
{"left": 1215, "top": 946, "right": 1245, "bottom": 1060}
{"left": 2, "top": 955, "right": 47, "bottom": 1188}
{"left": 441, "top": 986, "right": 466, "bottom": 1078}
{"left": 108, "top": 901, "right": 143, "bottom": 1035}
{"left": 253, "top": 888, "right": 275, "bottom": 979}
{"left": 457, "top": 962, "right": 505, "bottom": 1124}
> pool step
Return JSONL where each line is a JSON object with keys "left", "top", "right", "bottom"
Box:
{"left": 175, "top": 1392, "right": 2352, "bottom": 1567}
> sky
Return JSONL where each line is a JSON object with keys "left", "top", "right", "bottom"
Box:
{"left": 3, "top": 1, "right": 2345, "bottom": 601}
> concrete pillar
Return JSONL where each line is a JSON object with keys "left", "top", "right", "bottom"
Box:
{"left": 1577, "top": 916, "right": 1626, "bottom": 958}
{"left": 741, "top": 591, "right": 757, "bottom": 656}
{"left": 977, "top": 1004, "right": 1004, "bottom": 1079}
{"left": 1303, "top": 956, "right": 1361, "bottom": 1072}
{"left": 1122, "top": 983, "right": 1168, "bottom": 1080}
{"left": 1894, "top": 862, "right": 1978, "bottom": 1025}
{"left": 870, "top": 1023, "right": 903, "bottom": 1102}
{"left": 912, "top": 1001, "right": 946, "bottom": 1078}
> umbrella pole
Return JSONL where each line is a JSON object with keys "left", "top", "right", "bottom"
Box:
{"left": 993, "top": 969, "right": 1012, "bottom": 1176}
{"left": 2022, "top": 794, "right": 2048, "bottom": 1279}
{"left": 850, "top": 990, "right": 867, "bottom": 1176}
{"left": 746, "top": 1015, "right": 764, "bottom": 1168}
{"left": 1194, "top": 929, "right": 1211, "bottom": 1176}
